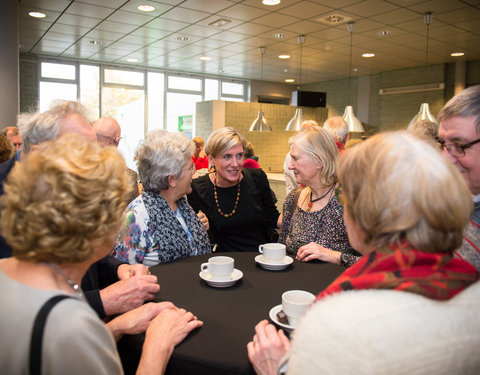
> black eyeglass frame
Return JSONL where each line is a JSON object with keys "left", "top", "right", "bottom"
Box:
{"left": 437, "top": 137, "right": 480, "bottom": 157}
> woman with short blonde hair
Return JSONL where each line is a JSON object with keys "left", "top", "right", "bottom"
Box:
{"left": 279, "top": 126, "right": 358, "bottom": 267}
{"left": 188, "top": 127, "right": 279, "bottom": 252}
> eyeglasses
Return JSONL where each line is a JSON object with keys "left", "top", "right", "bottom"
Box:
{"left": 437, "top": 137, "right": 480, "bottom": 158}
{"left": 96, "top": 134, "right": 122, "bottom": 146}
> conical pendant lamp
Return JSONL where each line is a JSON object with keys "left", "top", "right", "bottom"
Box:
{"left": 286, "top": 34, "right": 306, "bottom": 131}
{"left": 249, "top": 46, "right": 272, "bottom": 132}
{"left": 408, "top": 12, "right": 438, "bottom": 129}
{"left": 342, "top": 22, "right": 365, "bottom": 134}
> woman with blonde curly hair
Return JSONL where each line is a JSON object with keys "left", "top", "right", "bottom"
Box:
{"left": 0, "top": 135, "right": 202, "bottom": 374}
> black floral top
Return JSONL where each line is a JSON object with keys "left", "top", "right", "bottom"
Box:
{"left": 279, "top": 189, "right": 360, "bottom": 267}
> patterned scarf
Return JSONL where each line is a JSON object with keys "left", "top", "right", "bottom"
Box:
{"left": 318, "top": 243, "right": 479, "bottom": 301}
{"left": 142, "top": 190, "right": 211, "bottom": 263}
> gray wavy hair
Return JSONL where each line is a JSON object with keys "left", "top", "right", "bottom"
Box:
{"left": 18, "top": 101, "right": 90, "bottom": 153}
{"left": 135, "top": 129, "right": 194, "bottom": 192}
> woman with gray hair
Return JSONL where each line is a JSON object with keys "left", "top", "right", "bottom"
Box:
{"left": 112, "top": 130, "right": 211, "bottom": 266}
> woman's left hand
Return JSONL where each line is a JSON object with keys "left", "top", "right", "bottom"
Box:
{"left": 247, "top": 320, "right": 290, "bottom": 375}
{"left": 117, "top": 263, "right": 150, "bottom": 280}
{"left": 296, "top": 242, "right": 341, "bottom": 265}
{"left": 197, "top": 210, "right": 209, "bottom": 231}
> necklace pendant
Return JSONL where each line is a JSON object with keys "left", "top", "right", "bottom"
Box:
{"left": 308, "top": 202, "right": 313, "bottom": 208}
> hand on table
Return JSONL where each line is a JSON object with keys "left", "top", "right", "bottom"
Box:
{"left": 296, "top": 242, "right": 341, "bottom": 265}
{"left": 106, "top": 302, "right": 175, "bottom": 340}
{"left": 197, "top": 210, "right": 209, "bottom": 231}
{"left": 100, "top": 274, "right": 160, "bottom": 316}
{"left": 117, "top": 263, "right": 150, "bottom": 280}
{"left": 247, "top": 320, "right": 290, "bottom": 375}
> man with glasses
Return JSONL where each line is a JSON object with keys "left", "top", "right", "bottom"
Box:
{"left": 93, "top": 117, "right": 139, "bottom": 204}
{"left": 438, "top": 84, "right": 480, "bottom": 271}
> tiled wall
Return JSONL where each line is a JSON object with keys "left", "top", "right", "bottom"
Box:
{"left": 195, "top": 100, "right": 328, "bottom": 173}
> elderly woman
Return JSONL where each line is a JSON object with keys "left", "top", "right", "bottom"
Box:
{"left": 248, "top": 131, "right": 480, "bottom": 375}
{"left": 188, "top": 127, "right": 279, "bottom": 252}
{"left": 279, "top": 126, "right": 359, "bottom": 267}
{"left": 112, "top": 130, "right": 211, "bottom": 266}
{"left": 0, "top": 136, "right": 202, "bottom": 374}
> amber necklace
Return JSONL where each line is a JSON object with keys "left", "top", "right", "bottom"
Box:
{"left": 213, "top": 173, "right": 240, "bottom": 218}
{"left": 307, "top": 184, "right": 335, "bottom": 211}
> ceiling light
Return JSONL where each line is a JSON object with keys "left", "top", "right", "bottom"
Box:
{"left": 200, "top": 56, "right": 211, "bottom": 61}
{"left": 208, "top": 18, "right": 231, "bottom": 28}
{"left": 362, "top": 53, "right": 375, "bottom": 58}
{"left": 273, "top": 33, "right": 285, "bottom": 39}
{"left": 317, "top": 13, "right": 352, "bottom": 25}
{"left": 451, "top": 52, "right": 464, "bottom": 57}
{"left": 285, "top": 79, "right": 294, "bottom": 83}
{"left": 249, "top": 46, "right": 272, "bottom": 132}
{"left": 177, "top": 36, "right": 189, "bottom": 41}
{"left": 29, "top": 11, "right": 46, "bottom": 18}
{"left": 137, "top": 4, "right": 155, "bottom": 12}
{"left": 377, "top": 30, "right": 392, "bottom": 37}
{"left": 286, "top": 35, "right": 306, "bottom": 131}
{"left": 127, "top": 58, "right": 138, "bottom": 63}
{"left": 263, "top": 0, "right": 281, "bottom": 5}
{"left": 88, "top": 40, "right": 102, "bottom": 45}
{"left": 278, "top": 54, "right": 290, "bottom": 59}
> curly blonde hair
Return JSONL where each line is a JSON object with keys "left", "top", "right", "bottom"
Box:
{"left": 337, "top": 131, "right": 473, "bottom": 253}
{"left": 0, "top": 135, "right": 128, "bottom": 263}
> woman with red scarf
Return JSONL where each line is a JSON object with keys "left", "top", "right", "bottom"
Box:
{"left": 247, "top": 131, "right": 480, "bottom": 375}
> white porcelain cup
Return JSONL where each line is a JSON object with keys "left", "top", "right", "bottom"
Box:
{"left": 259, "top": 243, "right": 286, "bottom": 263}
{"left": 200, "top": 256, "right": 234, "bottom": 281}
{"left": 281, "top": 290, "right": 315, "bottom": 328}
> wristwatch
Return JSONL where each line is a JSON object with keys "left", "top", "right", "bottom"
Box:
{"left": 340, "top": 253, "right": 348, "bottom": 266}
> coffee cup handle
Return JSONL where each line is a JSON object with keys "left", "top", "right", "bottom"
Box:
{"left": 201, "top": 263, "right": 209, "bottom": 272}
{"left": 259, "top": 245, "right": 264, "bottom": 253}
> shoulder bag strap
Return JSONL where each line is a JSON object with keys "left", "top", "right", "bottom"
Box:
{"left": 30, "top": 295, "right": 72, "bottom": 375}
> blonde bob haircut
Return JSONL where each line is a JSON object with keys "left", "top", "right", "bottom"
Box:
{"left": 337, "top": 131, "right": 473, "bottom": 253}
{"left": 0, "top": 135, "right": 128, "bottom": 263}
{"left": 205, "top": 127, "right": 246, "bottom": 158}
{"left": 289, "top": 126, "right": 338, "bottom": 186}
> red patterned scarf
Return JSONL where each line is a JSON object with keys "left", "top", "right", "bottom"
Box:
{"left": 318, "top": 243, "right": 479, "bottom": 301}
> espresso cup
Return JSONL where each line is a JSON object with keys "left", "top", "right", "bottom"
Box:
{"left": 259, "top": 243, "right": 286, "bottom": 263}
{"left": 200, "top": 256, "right": 234, "bottom": 281}
{"left": 281, "top": 290, "right": 315, "bottom": 328}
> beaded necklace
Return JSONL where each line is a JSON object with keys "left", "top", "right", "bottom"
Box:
{"left": 307, "top": 184, "right": 335, "bottom": 212}
{"left": 213, "top": 173, "right": 240, "bottom": 218}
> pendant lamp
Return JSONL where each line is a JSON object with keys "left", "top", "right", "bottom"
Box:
{"left": 342, "top": 22, "right": 365, "bottom": 134}
{"left": 285, "top": 35, "right": 306, "bottom": 131}
{"left": 249, "top": 46, "right": 272, "bottom": 132}
{"left": 408, "top": 12, "right": 438, "bottom": 129}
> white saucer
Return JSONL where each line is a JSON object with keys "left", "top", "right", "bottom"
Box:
{"left": 199, "top": 269, "right": 243, "bottom": 288}
{"left": 269, "top": 304, "right": 294, "bottom": 332}
{"left": 255, "top": 255, "right": 294, "bottom": 270}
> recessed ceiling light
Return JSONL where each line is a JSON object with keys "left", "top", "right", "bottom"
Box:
{"left": 200, "top": 56, "right": 211, "bottom": 61}
{"left": 177, "top": 36, "right": 189, "bottom": 41}
{"left": 278, "top": 54, "right": 290, "bottom": 59}
{"left": 127, "top": 58, "right": 138, "bottom": 63}
{"left": 88, "top": 40, "right": 102, "bottom": 45}
{"left": 285, "top": 79, "right": 294, "bottom": 83}
{"left": 263, "top": 0, "right": 281, "bottom": 5}
{"left": 273, "top": 33, "right": 285, "bottom": 39}
{"left": 137, "top": 4, "right": 155, "bottom": 12}
{"left": 208, "top": 18, "right": 231, "bottom": 28}
{"left": 451, "top": 52, "right": 464, "bottom": 57}
{"left": 362, "top": 53, "right": 375, "bottom": 58}
{"left": 377, "top": 30, "right": 392, "bottom": 37}
{"left": 29, "top": 11, "right": 46, "bottom": 18}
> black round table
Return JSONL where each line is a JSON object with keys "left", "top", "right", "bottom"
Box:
{"left": 118, "top": 252, "right": 344, "bottom": 375}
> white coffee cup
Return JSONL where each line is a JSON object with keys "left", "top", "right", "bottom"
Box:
{"left": 281, "top": 290, "right": 315, "bottom": 328}
{"left": 259, "top": 243, "right": 286, "bottom": 263}
{"left": 200, "top": 256, "right": 234, "bottom": 281}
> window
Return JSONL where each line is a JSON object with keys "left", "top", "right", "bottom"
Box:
{"left": 104, "top": 68, "right": 144, "bottom": 86}
{"left": 168, "top": 76, "right": 202, "bottom": 92}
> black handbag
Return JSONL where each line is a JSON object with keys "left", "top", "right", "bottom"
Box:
{"left": 29, "top": 295, "right": 72, "bottom": 375}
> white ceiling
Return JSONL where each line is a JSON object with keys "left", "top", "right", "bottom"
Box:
{"left": 18, "top": 0, "right": 480, "bottom": 84}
